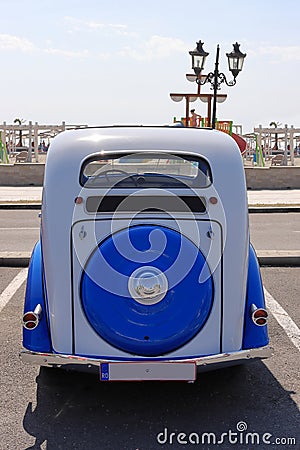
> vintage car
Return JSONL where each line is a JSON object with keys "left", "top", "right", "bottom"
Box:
{"left": 20, "top": 126, "right": 272, "bottom": 382}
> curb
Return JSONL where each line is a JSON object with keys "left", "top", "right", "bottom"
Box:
{"left": 257, "top": 251, "right": 300, "bottom": 267}
{"left": 258, "top": 256, "right": 300, "bottom": 266}
{"left": 0, "top": 252, "right": 31, "bottom": 267}
{"left": 0, "top": 203, "right": 41, "bottom": 210}
{"left": 1, "top": 203, "right": 300, "bottom": 213}
{"left": 0, "top": 252, "right": 299, "bottom": 268}
{"left": 249, "top": 207, "right": 300, "bottom": 213}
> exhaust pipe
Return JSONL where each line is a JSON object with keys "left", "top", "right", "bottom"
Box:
{"left": 22, "top": 304, "right": 42, "bottom": 330}
{"left": 251, "top": 303, "right": 268, "bottom": 326}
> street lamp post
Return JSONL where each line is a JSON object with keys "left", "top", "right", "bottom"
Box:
{"left": 189, "top": 41, "right": 246, "bottom": 129}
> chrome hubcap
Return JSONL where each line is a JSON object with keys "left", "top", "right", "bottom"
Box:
{"left": 128, "top": 266, "right": 168, "bottom": 305}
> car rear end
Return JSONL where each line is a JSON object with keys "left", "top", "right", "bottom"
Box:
{"left": 20, "top": 126, "right": 272, "bottom": 381}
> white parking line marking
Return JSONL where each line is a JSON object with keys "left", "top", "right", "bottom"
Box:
{"left": 264, "top": 287, "right": 300, "bottom": 352}
{"left": 0, "top": 268, "right": 28, "bottom": 314}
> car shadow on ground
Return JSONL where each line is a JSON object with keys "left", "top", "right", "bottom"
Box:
{"left": 23, "top": 361, "right": 299, "bottom": 450}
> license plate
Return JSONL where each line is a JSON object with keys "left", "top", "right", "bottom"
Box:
{"left": 100, "top": 362, "right": 196, "bottom": 381}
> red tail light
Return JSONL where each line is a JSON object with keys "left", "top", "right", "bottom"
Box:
{"left": 22, "top": 304, "right": 42, "bottom": 330}
{"left": 251, "top": 304, "right": 268, "bottom": 327}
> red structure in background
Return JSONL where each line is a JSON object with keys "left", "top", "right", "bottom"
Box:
{"left": 173, "top": 115, "right": 247, "bottom": 154}
{"left": 231, "top": 133, "right": 247, "bottom": 153}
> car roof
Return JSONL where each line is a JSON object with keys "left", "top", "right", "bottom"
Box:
{"left": 47, "top": 125, "right": 241, "bottom": 164}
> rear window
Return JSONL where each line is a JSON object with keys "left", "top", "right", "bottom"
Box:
{"left": 81, "top": 152, "right": 212, "bottom": 188}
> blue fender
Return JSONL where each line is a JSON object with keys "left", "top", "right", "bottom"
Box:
{"left": 23, "top": 241, "right": 52, "bottom": 352}
{"left": 242, "top": 244, "right": 269, "bottom": 349}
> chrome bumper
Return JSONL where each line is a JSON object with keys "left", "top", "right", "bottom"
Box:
{"left": 20, "top": 346, "right": 273, "bottom": 372}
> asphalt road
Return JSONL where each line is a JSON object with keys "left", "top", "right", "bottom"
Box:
{"left": 0, "top": 266, "right": 299, "bottom": 449}
{"left": 0, "top": 210, "right": 299, "bottom": 253}
{"left": 0, "top": 210, "right": 40, "bottom": 252}
{"left": 249, "top": 213, "right": 300, "bottom": 251}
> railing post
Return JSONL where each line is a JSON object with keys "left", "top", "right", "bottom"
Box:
{"left": 27, "top": 121, "right": 32, "bottom": 163}
{"left": 290, "top": 125, "right": 294, "bottom": 166}
{"left": 283, "top": 124, "right": 288, "bottom": 166}
{"left": 34, "top": 122, "right": 39, "bottom": 163}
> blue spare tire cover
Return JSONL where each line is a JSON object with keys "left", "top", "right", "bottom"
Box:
{"left": 81, "top": 225, "right": 213, "bottom": 356}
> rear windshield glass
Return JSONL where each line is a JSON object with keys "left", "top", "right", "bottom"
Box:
{"left": 81, "top": 152, "right": 212, "bottom": 188}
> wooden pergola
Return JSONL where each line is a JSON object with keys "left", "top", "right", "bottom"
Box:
{"left": 170, "top": 73, "right": 227, "bottom": 127}
{"left": 0, "top": 121, "right": 87, "bottom": 163}
{"left": 254, "top": 125, "right": 300, "bottom": 165}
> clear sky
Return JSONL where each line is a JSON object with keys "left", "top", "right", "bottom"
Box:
{"left": 0, "top": 0, "right": 299, "bottom": 134}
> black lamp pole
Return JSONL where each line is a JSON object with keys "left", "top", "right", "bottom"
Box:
{"left": 189, "top": 41, "right": 246, "bottom": 129}
{"left": 211, "top": 45, "right": 220, "bottom": 129}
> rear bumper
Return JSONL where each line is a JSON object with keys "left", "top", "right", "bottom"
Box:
{"left": 20, "top": 345, "right": 273, "bottom": 373}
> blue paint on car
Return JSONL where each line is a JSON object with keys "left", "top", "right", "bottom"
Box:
{"left": 242, "top": 244, "right": 269, "bottom": 349}
{"left": 23, "top": 241, "right": 52, "bottom": 352}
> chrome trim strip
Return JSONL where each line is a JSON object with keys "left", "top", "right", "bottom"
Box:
{"left": 20, "top": 346, "right": 273, "bottom": 371}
